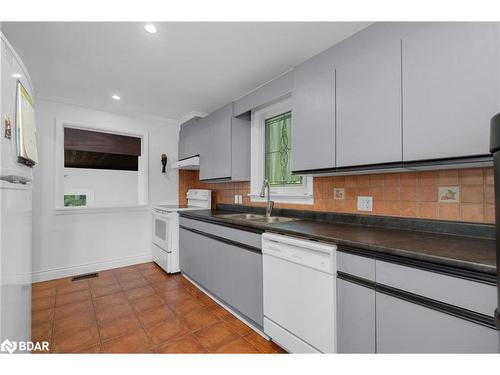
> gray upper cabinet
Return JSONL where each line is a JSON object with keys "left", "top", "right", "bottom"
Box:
{"left": 198, "top": 103, "right": 251, "bottom": 182}
{"left": 336, "top": 40, "right": 402, "bottom": 167}
{"left": 402, "top": 22, "right": 500, "bottom": 161}
{"left": 178, "top": 117, "right": 203, "bottom": 160}
{"left": 291, "top": 56, "right": 336, "bottom": 172}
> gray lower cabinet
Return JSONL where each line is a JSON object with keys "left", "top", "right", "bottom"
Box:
{"left": 376, "top": 292, "right": 499, "bottom": 353}
{"left": 402, "top": 22, "right": 500, "bottom": 161}
{"left": 179, "top": 225, "right": 263, "bottom": 327}
{"left": 336, "top": 278, "right": 376, "bottom": 353}
{"left": 336, "top": 39, "right": 402, "bottom": 167}
{"left": 291, "top": 55, "right": 336, "bottom": 173}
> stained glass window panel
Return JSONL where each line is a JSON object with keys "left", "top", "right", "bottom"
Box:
{"left": 265, "top": 111, "right": 302, "bottom": 187}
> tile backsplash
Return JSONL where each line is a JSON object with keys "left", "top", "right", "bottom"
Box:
{"left": 179, "top": 167, "right": 495, "bottom": 224}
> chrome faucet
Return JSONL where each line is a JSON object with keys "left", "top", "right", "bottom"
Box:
{"left": 259, "top": 179, "right": 274, "bottom": 218}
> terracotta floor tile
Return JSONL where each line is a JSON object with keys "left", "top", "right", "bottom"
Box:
{"left": 32, "top": 308, "right": 54, "bottom": 325}
{"left": 144, "top": 272, "right": 170, "bottom": 284}
{"left": 53, "top": 311, "right": 96, "bottom": 337}
{"left": 130, "top": 294, "right": 165, "bottom": 312}
{"left": 168, "top": 297, "right": 205, "bottom": 315}
{"left": 125, "top": 285, "right": 156, "bottom": 300}
{"left": 194, "top": 322, "right": 239, "bottom": 351}
{"left": 223, "top": 315, "right": 252, "bottom": 336}
{"left": 114, "top": 265, "right": 140, "bottom": 275}
{"left": 137, "top": 305, "right": 177, "bottom": 328}
{"left": 90, "top": 283, "right": 122, "bottom": 299}
{"left": 54, "top": 300, "right": 94, "bottom": 320}
{"left": 99, "top": 314, "right": 143, "bottom": 342}
{"left": 95, "top": 303, "right": 134, "bottom": 324}
{"left": 161, "top": 288, "right": 195, "bottom": 303}
{"left": 135, "top": 262, "right": 159, "bottom": 272}
{"left": 244, "top": 331, "right": 281, "bottom": 353}
{"left": 31, "top": 320, "right": 53, "bottom": 342}
{"left": 52, "top": 325, "right": 100, "bottom": 353}
{"left": 146, "top": 319, "right": 189, "bottom": 345}
{"left": 155, "top": 334, "right": 207, "bottom": 354}
{"left": 119, "top": 277, "right": 149, "bottom": 291}
{"left": 89, "top": 275, "right": 118, "bottom": 289}
{"left": 55, "top": 289, "right": 91, "bottom": 306}
{"left": 182, "top": 307, "right": 220, "bottom": 332}
{"left": 209, "top": 304, "right": 232, "bottom": 319}
{"left": 102, "top": 330, "right": 154, "bottom": 353}
{"left": 32, "top": 280, "right": 58, "bottom": 293}
{"left": 32, "top": 287, "right": 57, "bottom": 299}
{"left": 196, "top": 293, "right": 218, "bottom": 308}
{"left": 57, "top": 280, "right": 89, "bottom": 295}
{"left": 93, "top": 291, "right": 128, "bottom": 308}
{"left": 117, "top": 271, "right": 144, "bottom": 282}
{"left": 214, "top": 337, "right": 260, "bottom": 354}
{"left": 152, "top": 278, "right": 183, "bottom": 293}
{"left": 32, "top": 295, "right": 56, "bottom": 311}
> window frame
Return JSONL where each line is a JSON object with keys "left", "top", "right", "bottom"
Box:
{"left": 250, "top": 97, "right": 313, "bottom": 205}
{"left": 54, "top": 119, "right": 149, "bottom": 213}
{"left": 63, "top": 189, "right": 95, "bottom": 208}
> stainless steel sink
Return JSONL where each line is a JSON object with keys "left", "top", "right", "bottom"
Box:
{"left": 250, "top": 216, "right": 299, "bottom": 223}
{"left": 214, "top": 213, "right": 298, "bottom": 224}
{"left": 215, "top": 213, "right": 266, "bottom": 220}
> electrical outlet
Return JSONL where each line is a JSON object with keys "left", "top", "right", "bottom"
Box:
{"left": 357, "top": 196, "right": 373, "bottom": 212}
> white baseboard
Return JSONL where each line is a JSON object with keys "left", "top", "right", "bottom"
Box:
{"left": 32, "top": 251, "right": 153, "bottom": 283}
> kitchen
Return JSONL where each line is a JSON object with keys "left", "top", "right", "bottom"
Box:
{"left": 0, "top": 3, "right": 500, "bottom": 373}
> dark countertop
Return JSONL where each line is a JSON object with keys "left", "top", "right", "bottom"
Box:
{"left": 179, "top": 209, "right": 497, "bottom": 276}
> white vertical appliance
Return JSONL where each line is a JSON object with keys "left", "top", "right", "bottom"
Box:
{"left": 262, "top": 233, "right": 337, "bottom": 353}
{"left": 0, "top": 32, "right": 36, "bottom": 351}
{"left": 152, "top": 189, "right": 211, "bottom": 273}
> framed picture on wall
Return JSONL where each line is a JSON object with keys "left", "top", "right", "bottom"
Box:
{"left": 16, "top": 80, "right": 38, "bottom": 166}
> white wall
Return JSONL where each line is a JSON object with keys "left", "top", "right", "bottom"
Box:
{"left": 63, "top": 168, "right": 139, "bottom": 208}
{"left": 32, "top": 99, "right": 179, "bottom": 281}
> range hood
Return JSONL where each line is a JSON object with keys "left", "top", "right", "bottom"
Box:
{"left": 172, "top": 156, "right": 200, "bottom": 170}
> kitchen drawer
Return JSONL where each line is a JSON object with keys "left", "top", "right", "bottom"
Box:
{"left": 376, "top": 260, "right": 496, "bottom": 316}
{"left": 337, "top": 251, "right": 375, "bottom": 281}
{"left": 179, "top": 217, "right": 261, "bottom": 250}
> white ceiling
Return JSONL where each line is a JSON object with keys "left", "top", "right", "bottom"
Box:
{"left": 2, "top": 22, "right": 370, "bottom": 120}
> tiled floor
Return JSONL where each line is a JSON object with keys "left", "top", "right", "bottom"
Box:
{"left": 31, "top": 262, "right": 286, "bottom": 354}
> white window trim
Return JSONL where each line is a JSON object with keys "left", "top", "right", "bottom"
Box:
{"left": 54, "top": 119, "right": 149, "bottom": 212}
{"left": 249, "top": 97, "right": 313, "bottom": 205}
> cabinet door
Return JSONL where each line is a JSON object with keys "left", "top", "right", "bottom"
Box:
{"left": 198, "top": 116, "right": 214, "bottom": 181}
{"left": 179, "top": 228, "right": 192, "bottom": 277}
{"left": 185, "top": 231, "right": 208, "bottom": 286}
{"left": 336, "top": 40, "right": 402, "bottom": 167}
{"left": 291, "top": 58, "right": 336, "bottom": 172}
{"left": 178, "top": 118, "right": 199, "bottom": 160}
{"left": 231, "top": 249, "right": 263, "bottom": 326}
{"left": 376, "top": 292, "right": 499, "bottom": 353}
{"left": 336, "top": 278, "right": 376, "bottom": 353}
{"left": 402, "top": 22, "right": 500, "bottom": 161}
{"left": 206, "top": 239, "right": 233, "bottom": 303}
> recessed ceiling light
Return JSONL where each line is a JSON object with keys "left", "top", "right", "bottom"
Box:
{"left": 111, "top": 95, "right": 121, "bottom": 101}
{"left": 12, "top": 73, "right": 22, "bottom": 79}
{"left": 144, "top": 24, "right": 157, "bottom": 34}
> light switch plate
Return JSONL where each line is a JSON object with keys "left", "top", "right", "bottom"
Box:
{"left": 234, "top": 195, "right": 239, "bottom": 204}
{"left": 238, "top": 195, "right": 243, "bottom": 204}
{"left": 357, "top": 196, "right": 373, "bottom": 212}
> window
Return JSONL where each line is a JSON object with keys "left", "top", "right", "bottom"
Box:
{"left": 250, "top": 98, "right": 313, "bottom": 204}
{"left": 54, "top": 120, "right": 149, "bottom": 211}
{"left": 265, "top": 111, "right": 303, "bottom": 187}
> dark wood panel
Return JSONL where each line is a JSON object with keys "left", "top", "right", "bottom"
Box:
{"left": 64, "top": 150, "right": 138, "bottom": 171}
{"left": 64, "top": 127, "right": 141, "bottom": 156}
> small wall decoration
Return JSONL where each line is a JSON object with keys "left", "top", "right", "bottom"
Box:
{"left": 438, "top": 186, "right": 460, "bottom": 203}
{"left": 4, "top": 115, "right": 12, "bottom": 139}
{"left": 334, "top": 188, "right": 345, "bottom": 200}
{"left": 161, "top": 154, "right": 168, "bottom": 173}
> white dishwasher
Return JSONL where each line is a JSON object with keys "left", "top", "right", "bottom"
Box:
{"left": 262, "top": 232, "right": 336, "bottom": 353}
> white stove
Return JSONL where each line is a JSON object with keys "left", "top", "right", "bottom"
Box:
{"left": 152, "top": 189, "right": 211, "bottom": 273}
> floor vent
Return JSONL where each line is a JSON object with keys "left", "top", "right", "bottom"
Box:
{"left": 72, "top": 272, "right": 99, "bottom": 281}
